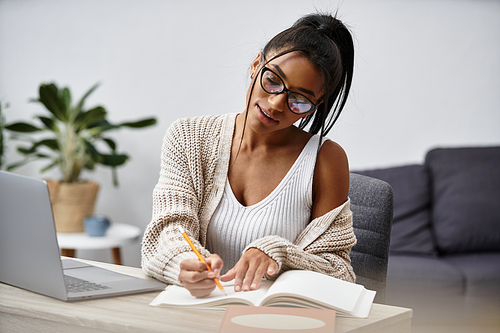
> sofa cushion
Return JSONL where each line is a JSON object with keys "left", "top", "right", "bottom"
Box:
{"left": 443, "top": 253, "right": 500, "bottom": 295}
{"left": 425, "top": 147, "right": 500, "bottom": 254}
{"left": 386, "top": 255, "right": 464, "bottom": 295}
{"left": 355, "top": 165, "right": 436, "bottom": 255}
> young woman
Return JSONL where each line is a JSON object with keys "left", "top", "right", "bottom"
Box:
{"left": 142, "top": 13, "right": 356, "bottom": 298}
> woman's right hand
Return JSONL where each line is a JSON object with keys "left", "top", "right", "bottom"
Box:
{"left": 178, "top": 254, "right": 224, "bottom": 298}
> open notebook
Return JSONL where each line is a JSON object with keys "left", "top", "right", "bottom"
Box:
{"left": 0, "top": 171, "right": 165, "bottom": 301}
{"left": 151, "top": 269, "right": 376, "bottom": 318}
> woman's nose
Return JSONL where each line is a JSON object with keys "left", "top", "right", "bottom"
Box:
{"left": 268, "top": 92, "right": 287, "bottom": 112}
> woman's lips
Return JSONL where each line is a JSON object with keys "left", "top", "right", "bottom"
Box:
{"left": 257, "top": 105, "right": 278, "bottom": 123}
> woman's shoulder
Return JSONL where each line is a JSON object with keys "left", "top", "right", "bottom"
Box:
{"left": 318, "top": 139, "right": 348, "bottom": 163}
{"left": 311, "top": 138, "right": 349, "bottom": 217}
{"left": 316, "top": 139, "right": 349, "bottom": 183}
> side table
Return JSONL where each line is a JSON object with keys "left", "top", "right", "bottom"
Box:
{"left": 56, "top": 223, "right": 142, "bottom": 265}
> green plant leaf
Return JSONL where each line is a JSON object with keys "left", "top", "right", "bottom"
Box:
{"left": 6, "top": 158, "right": 32, "bottom": 170}
{"left": 83, "top": 140, "right": 100, "bottom": 160}
{"left": 17, "top": 146, "right": 36, "bottom": 155}
{"left": 62, "top": 88, "right": 71, "bottom": 118}
{"left": 37, "top": 116, "right": 60, "bottom": 133}
{"left": 86, "top": 120, "right": 118, "bottom": 136}
{"left": 36, "top": 139, "right": 59, "bottom": 151}
{"left": 74, "top": 82, "right": 100, "bottom": 115}
{"left": 102, "top": 138, "right": 117, "bottom": 150}
{"left": 118, "top": 118, "right": 157, "bottom": 128}
{"left": 99, "top": 153, "right": 129, "bottom": 166}
{"left": 38, "top": 84, "right": 67, "bottom": 122}
{"left": 5, "top": 122, "right": 43, "bottom": 132}
{"left": 16, "top": 139, "right": 59, "bottom": 156}
{"left": 40, "top": 160, "right": 59, "bottom": 173}
{"left": 111, "top": 167, "right": 119, "bottom": 187}
{"left": 34, "top": 153, "right": 53, "bottom": 160}
{"left": 75, "top": 106, "right": 107, "bottom": 131}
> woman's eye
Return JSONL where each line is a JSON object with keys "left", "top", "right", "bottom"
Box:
{"left": 264, "top": 74, "right": 281, "bottom": 87}
{"left": 289, "top": 94, "right": 306, "bottom": 104}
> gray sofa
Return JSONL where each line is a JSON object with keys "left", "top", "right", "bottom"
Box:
{"left": 355, "top": 146, "right": 500, "bottom": 330}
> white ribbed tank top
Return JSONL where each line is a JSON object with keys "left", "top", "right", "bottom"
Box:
{"left": 206, "top": 135, "right": 323, "bottom": 273}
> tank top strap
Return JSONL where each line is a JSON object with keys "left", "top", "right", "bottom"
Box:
{"left": 296, "top": 134, "right": 327, "bottom": 194}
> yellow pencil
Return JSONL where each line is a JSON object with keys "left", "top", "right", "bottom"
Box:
{"left": 178, "top": 226, "right": 227, "bottom": 296}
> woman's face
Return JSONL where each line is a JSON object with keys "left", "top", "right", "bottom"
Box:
{"left": 246, "top": 51, "right": 324, "bottom": 134}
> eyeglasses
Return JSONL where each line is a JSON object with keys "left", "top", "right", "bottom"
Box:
{"left": 259, "top": 66, "right": 319, "bottom": 114}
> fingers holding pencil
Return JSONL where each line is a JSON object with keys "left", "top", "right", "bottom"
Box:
{"left": 179, "top": 258, "right": 221, "bottom": 297}
{"left": 179, "top": 254, "right": 226, "bottom": 297}
{"left": 178, "top": 226, "right": 227, "bottom": 297}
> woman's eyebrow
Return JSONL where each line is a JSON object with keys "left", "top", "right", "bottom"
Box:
{"left": 271, "top": 64, "right": 316, "bottom": 97}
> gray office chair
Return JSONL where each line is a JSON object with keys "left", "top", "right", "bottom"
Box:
{"left": 349, "top": 173, "right": 394, "bottom": 304}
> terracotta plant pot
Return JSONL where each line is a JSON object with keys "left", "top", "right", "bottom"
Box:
{"left": 45, "top": 180, "right": 100, "bottom": 233}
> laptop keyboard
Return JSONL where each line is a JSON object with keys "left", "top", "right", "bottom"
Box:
{"left": 64, "top": 275, "right": 111, "bottom": 293}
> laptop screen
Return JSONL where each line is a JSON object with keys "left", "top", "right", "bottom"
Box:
{"left": 0, "top": 171, "right": 68, "bottom": 300}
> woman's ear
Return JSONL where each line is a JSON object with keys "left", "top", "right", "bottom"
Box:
{"left": 250, "top": 52, "right": 263, "bottom": 78}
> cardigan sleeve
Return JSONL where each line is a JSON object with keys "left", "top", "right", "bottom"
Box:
{"left": 243, "top": 200, "right": 356, "bottom": 283}
{"left": 141, "top": 119, "right": 212, "bottom": 285}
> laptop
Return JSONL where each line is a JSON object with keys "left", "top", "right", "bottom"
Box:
{"left": 0, "top": 170, "right": 165, "bottom": 301}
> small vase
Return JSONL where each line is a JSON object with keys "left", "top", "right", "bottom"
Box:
{"left": 84, "top": 215, "right": 110, "bottom": 237}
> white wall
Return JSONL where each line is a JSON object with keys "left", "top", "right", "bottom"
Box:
{"left": 1, "top": 0, "right": 499, "bottom": 267}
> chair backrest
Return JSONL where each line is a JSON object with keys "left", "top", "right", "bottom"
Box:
{"left": 349, "top": 173, "right": 394, "bottom": 303}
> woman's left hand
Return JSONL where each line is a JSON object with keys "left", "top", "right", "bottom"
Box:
{"left": 220, "top": 248, "right": 278, "bottom": 292}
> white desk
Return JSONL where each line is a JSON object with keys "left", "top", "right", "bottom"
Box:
{"left": 0, "top": 259, "right": 413, "bottom": 333}
{"left": 56, "top": 223, "right": 142, "bottom": 265}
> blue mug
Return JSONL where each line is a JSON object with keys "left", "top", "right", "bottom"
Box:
{"left": 84, "top": 215, "right": 110, "bottom": 237}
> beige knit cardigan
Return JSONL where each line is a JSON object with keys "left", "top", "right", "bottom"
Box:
{"left": 141, "top": 113, "right": 357, "bottom": 285}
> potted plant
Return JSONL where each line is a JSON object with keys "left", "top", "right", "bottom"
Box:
{"left": 4, "top": 82, "right": 157, "bottom": 232}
